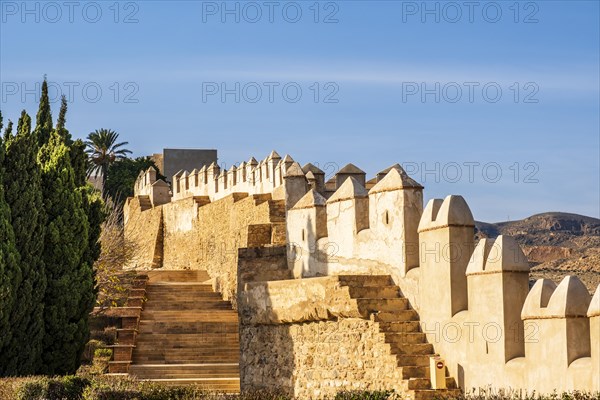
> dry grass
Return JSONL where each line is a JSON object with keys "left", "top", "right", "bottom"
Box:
{"left": 94, "top": 198, "right": 140, "bottom": 310}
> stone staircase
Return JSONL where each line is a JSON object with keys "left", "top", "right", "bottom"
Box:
{"left": 339, "top": 275, "right": 461, "bottom": 400}
{"left": 127, "top": 270, "right": 240, "bottom": 392}
{"left": 138, "top": 195, "right": 152, "bottom": 211}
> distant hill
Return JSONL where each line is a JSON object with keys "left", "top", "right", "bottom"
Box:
{"left": 475, "top": 212, "right": 600, "bottom": 292}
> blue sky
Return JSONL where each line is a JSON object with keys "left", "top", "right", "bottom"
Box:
{"left": 1, "top": 0, "right": 598, "bottom": 221}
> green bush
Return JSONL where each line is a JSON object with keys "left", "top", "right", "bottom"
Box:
{"left": 94, "top": 348, "right": 113, "bottom": 359}
{"left": 16, "top": 376, "right": 90, "bottom": 400}
{"left": 334, "top": 390, "right": 398, "bottom": 400}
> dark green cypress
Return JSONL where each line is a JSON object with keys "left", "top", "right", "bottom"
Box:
{"left": 34, "top": 78, "right": 53, "bottom": 148}
{"left": 3, "top": 120, "right": 13, "bottom": 141}
{"left": 0, "top": 113, "right": 20, "bottom": 359}
{"left": 38, "top": 130, "right": 91, "bottom": 375}
{"left": 56, "top": 95, "right": 72, "bottom": 144}
{"left": 0, "top": 110, "right": 47, "bottom": 376}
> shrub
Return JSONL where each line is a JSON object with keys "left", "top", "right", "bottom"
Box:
{"left": 334, "top": 390, "right": 398, "bottom": 400}
{"left": 94, "top": 348, "right": 113, "bottom": 359}
{"left": 82, "top": 340, "right": 106, "bottom": 363}
{"left": 16, "top": 376, "right": 90, "bottom": 400}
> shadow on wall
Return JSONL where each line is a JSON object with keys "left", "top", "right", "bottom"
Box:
{"left": 237, "top": 246, "right": 296, "bottom": 396}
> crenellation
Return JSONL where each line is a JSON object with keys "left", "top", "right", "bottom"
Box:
{"left": 522, "top": 276, "right": 592, "bottom": 391}
{"left": 588, "top": 286, "right": 600, "bottom": 392}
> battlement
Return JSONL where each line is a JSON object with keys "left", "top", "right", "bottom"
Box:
{"left": 171, "top": 151, "right": 300, "bottom": 203}
{"left": 133, "top": 167, "right": 170, "bottom": 207}
{"left": 125, "top": 150, "right": 600, "bottom": 396}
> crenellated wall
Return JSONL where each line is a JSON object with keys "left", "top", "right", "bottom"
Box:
{"left": 415, "top": 196, "right": 598, "bottom": 392}
{"left": 170, "top": 151, "right": 300, "bottom": 203}
{"left": 279, "top": 162, "right": 598, "bottom": 395}
{"left": 133, "top": 168, "right": 170, "bottom": 207}
{"left": 126, "top": 150, "right": 600, "bottom": 396}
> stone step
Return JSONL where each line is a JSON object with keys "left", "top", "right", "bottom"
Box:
{"left": 124, "top": 273, "right": 240, "bottom": 391}
{"left": 377, "top": 321, "right": 421, "bottom": 333}
{"left": 135, "top": 339, "right": 239, "bottom": 348}
{"left": 142, "top": 300, "right": 233, "bottom": 310}
{"left": 373, "top": 310, "right": 419, "bottom": 322}
{"left": 406, "top": 377, "right": 457, "bottom": 390}
{"left": 338, "top": 275, "right": 393, "bottom": 287}
{"left": 128, "top": 289, "right": 147, "bottom": 297}
{"left": 129, "top": 363, "right": 239, "bottom": 379}
{"left": 138, "top": 321, "right": 238, "bottom": 334}
{"left": 146, "top": 270, "right": 211, "bottom": 282}
{"left": 140, "top": 312, "right": 238, "bottom": 322}
{"left": 138, "top": 378, "right": 239, "bottom": 391}
{"left": 396, "top": 355, "right": 431, "bottom": 367}
{"left": 348, "top": 286, "right": 400, "bottom": 299}
{"left": 401, "top": 365, "right": 430, "bottom": 379}
{"left": 142, "top": 292, "right": 222, "bottom": 300}
{"left": 132, "top": 355, "right": 239, "bottom": 364}
{"left": 108, "top": 361, "right": 131, "bottom": 374}
{"left": 389, "top": 343, "right": 435, "bottom": 355}
{"left": 145, "top": 283, "right": 214, "bottom": 291}
{"left": 126, "top": 297, "right": 145, "bottom": 307}
{"left": 384, "top": 332, "right": 427, "bottom": 344}
{"left": 356, "top": 298, "right": 408, "bottom": 313}
{"left": 135, "top": 343, "right": 239, "bottom": 352}
{"left": 116, "top": 329, "right": 138, "bottom": 345}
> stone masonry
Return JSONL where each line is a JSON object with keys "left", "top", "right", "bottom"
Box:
{"left": 124, "top": 150, "right": 600, "bottom": 398}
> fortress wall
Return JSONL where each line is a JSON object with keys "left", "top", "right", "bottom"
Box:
{"left": 414, "top": 196, "right": 597, "bottom": 392}
{"left": 124, "top": 191, "right": 285, "bottom": 305}
{"left": 128, "top": 152, "right": 600, "bottom": 394}
{"left": 282, "top": 164, "right": 599, "bottom": 393}
{"left": 237, "top": 267, "right": 403, "bottom": 398}
{"left": 124, "top": 197, "right": 163, "bottom": 269}
{"left": 285, "top": 166, "right": 424, "bottom": 308}
{"left": 240, "top": 319, "right": 403, "bottom": 399}
{"left": 160, "top": 194, "right": 278, "bottom": 303}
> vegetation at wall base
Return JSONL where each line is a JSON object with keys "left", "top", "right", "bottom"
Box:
{"left": 0, "top": 376, "right": 598, "bottom": 400}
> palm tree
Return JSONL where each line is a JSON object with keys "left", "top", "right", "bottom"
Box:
{"left": 86, "top": 129, "right": 132, "bottom": 196}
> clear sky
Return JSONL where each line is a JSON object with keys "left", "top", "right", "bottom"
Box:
{"left": 1, "top": 0, "right": 598, "bottom": 222}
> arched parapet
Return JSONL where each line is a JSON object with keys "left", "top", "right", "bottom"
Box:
{"left": 466, "top": 236, "right": 530, "bottom": 362}
{"left": 418, "top": 194, "right": 474, "bottom": 233}
{"left": 466, "top": 235, "right": 529, "bottom": 275}
{"left": 588, "top": 285, "right": 600, "bottom": 391}
{"left": 522, "top": 276, "right": 591, "bottom": 391}
{"left": 418, "top": 195, "right": 475, "bottom": 321}
{"left": 521, "top": 278, "right": 557, "bottom": 319}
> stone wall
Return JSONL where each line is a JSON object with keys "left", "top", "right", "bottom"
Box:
{"left": 240, "top": 319, "right": 402, "bottom": 399}
{"left": 124, "top": 197, "right": 163, "bottom": 269}
{"left": 125, "top": 191, "right": 286, "bottom": 305}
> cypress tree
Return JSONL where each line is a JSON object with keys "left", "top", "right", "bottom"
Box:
{"left": 0, "top": 110, "right": 47, "bottom": 375}
{"left": 35, "top": 78, "right": 53, "bottom": 148}
{"left": 0, "top": 113, "right": 20, "bottom": 359}
{"left": 56, "top": 95, "right": 71, "bottom": 143}
{"left": 3, "top": 120, "right": 13, "bottom": 141}
{"left": 38, "top": 130, "right": 92, "bottom": 375}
